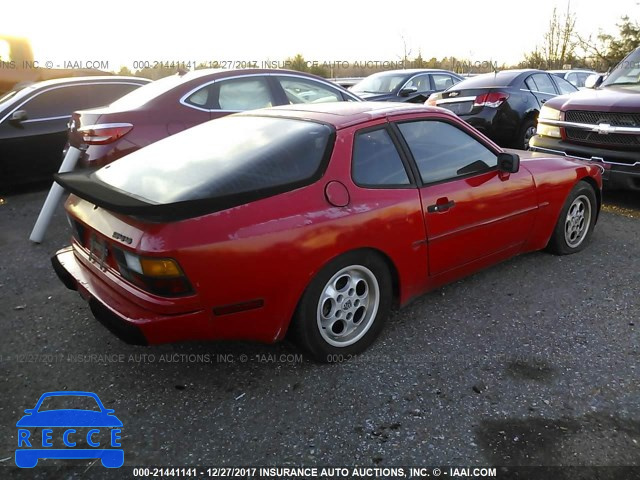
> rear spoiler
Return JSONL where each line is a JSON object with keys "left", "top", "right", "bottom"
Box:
{"left": 54, "top": 171, "right": 305, "bottom": 222}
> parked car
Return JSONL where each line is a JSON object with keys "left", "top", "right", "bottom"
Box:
{"left": 350, "top": 69, "right": 462, "bottom": 103}
{"left": 548, "top": 69, "right": 596, "bottom": 88}
{"left": 426, "top": 69, "right": 579, "bottom": 149}
{"left": 531, "top": 47, "right": 640, "bottom": 190}
{"left": 0, "top": 76, "right": 150, "bottom": 192}
{"left": 52, "top": 102, "right": 601, "bottom": 361}
{"left": 68, "top": 69, "right": 361, "bottom": 169}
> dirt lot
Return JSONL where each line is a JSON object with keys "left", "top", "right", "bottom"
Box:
{"left": 1, "top": 187, "right": 639, "bottom": 479}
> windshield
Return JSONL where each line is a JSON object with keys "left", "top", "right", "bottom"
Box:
{"left": 0, "top": 85, "right": 34, "bottom": 110}
{"left": 95, "top": 115, "right": 333, "bottom": 204}
{"left": 602, "top": 48, "right": 640, "bottom": 88}
{"left": 351, "top": 72, "right": 408, "bottom": 94}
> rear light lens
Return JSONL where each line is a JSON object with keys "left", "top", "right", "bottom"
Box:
{"left": 474, "top": 92, "right": 509, "bottom": 108}
{"left": 78, "top": 123, "right": 133, "bottom": 145}
{"left": 112, "top": 249, "right": 193, "bottom": 297}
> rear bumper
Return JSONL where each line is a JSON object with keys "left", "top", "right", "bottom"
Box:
{"left": 52, "top": 247, "right": 210, "bottom": 345}
{"left": 530, "top": 135, "right": 640, "bottom": 190}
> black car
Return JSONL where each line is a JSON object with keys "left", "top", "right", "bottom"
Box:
{"left": 0, "top": 76, "right": 150, "bottom": 192}
{"left": 426, "top": 69, "right": 578, "bottom": 149}
{"left": 351, "top": 69, "right": 463, "bottom": 103}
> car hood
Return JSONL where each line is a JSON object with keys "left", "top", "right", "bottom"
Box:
{"left": 16, "top": 410, "right": 123, "bottom": 427}
{"left": 544, "top": 86, "right": 640, "bottom": 113}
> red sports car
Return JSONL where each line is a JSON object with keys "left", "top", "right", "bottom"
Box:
{"left": 52, "top": 102, "right": 602, "bottom": 362}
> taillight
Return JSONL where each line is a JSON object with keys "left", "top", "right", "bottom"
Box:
{"left": 474, "top": 92, "right": 509, "bottom": 108}
{"left": 112, "top": 248, "right": 193, "bottom": 297}
{"left": 78, "top": 123, "right": 133, "bottom": 145}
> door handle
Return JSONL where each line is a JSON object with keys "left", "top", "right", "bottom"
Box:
{"left": 427, "top": 199, "right": 455, "bottom": 213}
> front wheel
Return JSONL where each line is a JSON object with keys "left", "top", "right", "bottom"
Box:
{"left": 547, "top": 181, "right": 597, "bottom": 255}
{"left": 291, "top": 251, "right": 392, "bottom": 362}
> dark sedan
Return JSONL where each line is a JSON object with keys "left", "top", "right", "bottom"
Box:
{"left": 426, "top": 69, "right": 578, "bottom": 149}
{"left": 350, "top": 69, "right": 462, "bottom": 103}
{"left": 0, "top": 76, "right": 150, "bottom": 193}
{"left": 69, "top": 69, "right": 361, "bottom": 169}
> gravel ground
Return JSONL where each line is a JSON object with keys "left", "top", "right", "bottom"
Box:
{"left": 0, "top": 187, "right": 639, "bottom": 479}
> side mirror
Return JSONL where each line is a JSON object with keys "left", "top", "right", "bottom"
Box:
{"left": 23, "top": 409, "right": 34, "bottom": 414}
{"left": 9, "top": 110, "right": 28, "bottom": 124}
{"left": 497, "top": 152, "right": 520, "bottom": 173}
{"left": 584, "top": 74, "right": 604, "bottom": 89}
{"left": 399, "top": 86, "right": 418, "bottom": 97}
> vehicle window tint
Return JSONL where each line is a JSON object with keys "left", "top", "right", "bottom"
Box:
{"left": 524, "top": 76, "right": 538, "bottom": 91}
{"left": 531, "top": 74, "right": 556, "bottom": 94}
{"left": 397, "top": 120, "right": 497, "bottom": 184}
{"left": 554, "top": 75, "right": 578, "bottom": 94}
{"left": 216, "top": 77, "right": 273, "bottom": 110}
{"left": 278, "top": 77, "right": 342, "bottom": 104}
{"left": 20, "top": 83, "right": 141, "bottom": 120}
{"left": 185, "top": 85, "right": 211, "bottom": 107}
{"left": 352, "top": 128, "right": 410, "bottom": 186}
{"left": 96, "top": 116, "right": 333, "bottom": 204}
{"left": 431, "top": 74, "right": 458, "bottom": 90}
{"left": 404, "top": 74, "right": 432, "bottom": 93}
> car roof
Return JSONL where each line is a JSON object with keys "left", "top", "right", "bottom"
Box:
{"left": 20, "top": 76, "right": 150, "bottom": 89}
{"left": 243, "top": 101, "right": 451, "bottom": 128}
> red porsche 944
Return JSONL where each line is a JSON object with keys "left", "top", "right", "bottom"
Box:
{"left": 53, "top": 102, "right": 602, "bottom": 361}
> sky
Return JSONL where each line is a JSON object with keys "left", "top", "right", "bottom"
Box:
{"left": 1, "top": 0, "right": 638, "bottom": 71}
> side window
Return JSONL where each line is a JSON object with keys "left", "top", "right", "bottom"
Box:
{"left": 20, "top": 86, "right": 89, "bottom": 119}
{"left": 524, "top": 76, "right": 538, "bottom": 91}
{"left": 185, "top": 85, "right": 211, "bottom": 108}
{"left": 554, "top": 76, "right": 578, "bottom": 94}
{"left": 531, "top": 74, "right": 556, "bottom": 94}
{"left": 352, "top": 128, "right": 410, "bottom": 186}
{"left": 576, "top": 73, "right": 590, "bottom": 88}
{"left": 431, "top": 74, "right": 457, "bottom": 91}
{"left": 566, "top": 73, "right": 577, "bottom": 86}
{"left": 397, "top": 120, "right": 497, "bottom": 184}
{"left": 278, "top": 77, "right": 342, "bottom": 104}
{"left": 403, "top": 74, "right": 432, "bottom": 93}
{"left": 18, "top": 84, "right": 140, "bottom": 120}
{"left": 216, "top": 77, "right": 274, "bottom": 111}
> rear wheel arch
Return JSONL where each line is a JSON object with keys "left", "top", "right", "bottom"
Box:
{"left": 285, "top": 247, "right": 401, "bottom": 360}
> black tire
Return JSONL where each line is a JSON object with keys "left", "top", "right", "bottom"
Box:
{"left": 547, "top": 181, "right": 598, "bottom": 255}
{"left": 291, "top": 250, "right": 392, "bottom": 362}
{"left": 515, "top": 118, "right": 537, "bottom": 150}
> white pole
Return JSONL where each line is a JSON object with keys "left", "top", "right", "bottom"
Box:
{"left": 29, "top": 147, "right": 82, "bottom": 243}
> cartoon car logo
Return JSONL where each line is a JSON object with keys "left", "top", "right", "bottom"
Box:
{"left": 15, "top": 391, "right": 123, "bottom": 468}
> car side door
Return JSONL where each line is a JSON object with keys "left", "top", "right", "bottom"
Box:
{"left": 392, "top": 117, "right": 538, "bottom": 280}
{"left": 525, "top": 73, "right": 557, "bottom": 107}
{"left": 0, "top": 85, "right": 89, "bottom": 188}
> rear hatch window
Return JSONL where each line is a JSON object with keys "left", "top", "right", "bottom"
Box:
{"left": 95, "top": 115, "right": 333, "bottom": 204}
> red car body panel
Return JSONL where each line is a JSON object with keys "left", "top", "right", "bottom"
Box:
{"left": 53, "top": 103, "right": 603, "bottom": 345}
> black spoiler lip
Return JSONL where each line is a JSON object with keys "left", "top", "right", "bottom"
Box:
{"left": 53, "top": 171, "right": 315, "bottom": 222}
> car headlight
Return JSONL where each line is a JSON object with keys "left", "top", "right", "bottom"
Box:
{"left": 536, "top": 106, "right": 562, "bottom": 138}
{"left": 539, "top": 106, "right": 561, "bottom": 121}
